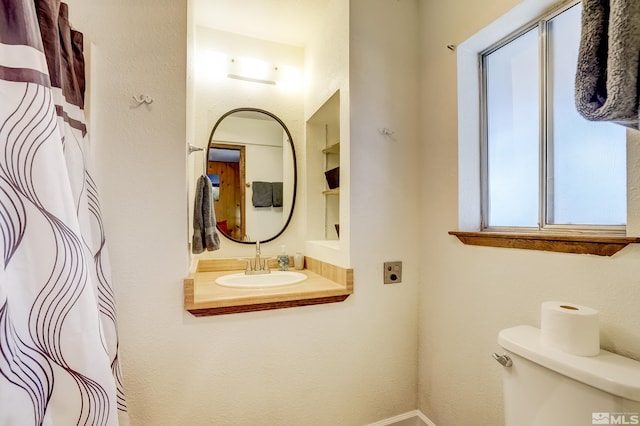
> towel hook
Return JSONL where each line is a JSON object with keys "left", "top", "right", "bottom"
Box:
{"left": 132, "top": 94, "right": 154, "bottom": 105}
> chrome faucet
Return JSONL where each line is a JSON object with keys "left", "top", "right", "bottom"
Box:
{"left": 245, "top": 240, "right": 271, "bottom": 275}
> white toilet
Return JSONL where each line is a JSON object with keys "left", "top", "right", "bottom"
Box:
{"left": 495, "top": 325, "right": 640, "bottom": 426}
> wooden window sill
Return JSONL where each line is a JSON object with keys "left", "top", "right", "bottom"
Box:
{"left": 449, "top": 231, "right": 640, "bottom": 256}
{"left": 184, "top": 257, "right": 353, "bottom": 316}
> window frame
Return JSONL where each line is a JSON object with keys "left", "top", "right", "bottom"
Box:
{"left": 478, "top": 0, "right": 626, "bottom": 236}
{"left": 452, "top": 0, "right": 640, "bottom": 255}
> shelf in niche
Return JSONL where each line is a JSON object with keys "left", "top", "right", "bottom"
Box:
{"left": 323, "top": 188, "right": 340, "bottom": 195}
{"left": 322, "top": 142, "right": 340, "bottom": 155}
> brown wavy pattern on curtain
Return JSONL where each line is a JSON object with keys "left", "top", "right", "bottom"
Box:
{"left": 1, "top": 1, "right": 125, "bottom": 423}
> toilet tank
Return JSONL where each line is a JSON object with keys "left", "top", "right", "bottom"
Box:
{"left": 497, "top": 325, "right": 640, "bottom": 426}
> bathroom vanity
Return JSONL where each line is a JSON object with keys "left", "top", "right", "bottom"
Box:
{"left": 184, "top": 257, "right": 353, "bottom": 316}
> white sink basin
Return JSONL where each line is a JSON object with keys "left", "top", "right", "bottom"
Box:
{"left": 215, "top": 271, "right": 307, "bottom": 288}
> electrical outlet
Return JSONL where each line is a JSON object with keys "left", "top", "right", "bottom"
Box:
{"left": 383, "top": 261, "right": 402, "bottom": 284}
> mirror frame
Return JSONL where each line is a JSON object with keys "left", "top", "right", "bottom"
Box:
{"left": 207, "top": 107, "right": 297, "bottom": 245}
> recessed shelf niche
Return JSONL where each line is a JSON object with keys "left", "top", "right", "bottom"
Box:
{"left": 306, "top": 91, "right": 340, "bottom": 242}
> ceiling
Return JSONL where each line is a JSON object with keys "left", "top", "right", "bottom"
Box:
{"left": 193, "top": 0, "right": 330, "bottom": 47}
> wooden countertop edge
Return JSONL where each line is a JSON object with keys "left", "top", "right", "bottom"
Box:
{"left": 185, "top": 294, "right": 350, "bottom": 317}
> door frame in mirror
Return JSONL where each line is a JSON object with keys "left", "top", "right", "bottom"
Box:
{"left": 207, "top": 143, "right": 246, "bottom": 241}
{"left": 207, "top": 107, "right": 297, "bottom": 245}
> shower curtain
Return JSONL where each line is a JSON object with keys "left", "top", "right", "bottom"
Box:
{"left": 0, "top": 0, "right": 128, "bottom": 424}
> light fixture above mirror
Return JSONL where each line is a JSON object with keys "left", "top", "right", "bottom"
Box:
{"left": 196, "top": 51, "right": 302, "bottom": 87}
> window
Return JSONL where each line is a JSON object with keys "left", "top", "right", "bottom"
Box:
{"left": 481, "top": 2, "right": 626, "bottom": 233}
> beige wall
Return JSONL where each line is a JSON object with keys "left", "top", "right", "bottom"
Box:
{"left": 56, "top": 0, "right": 640, "bottom": 424}
{"left": 418, "top": 0, "right": 640, "bottom": 425}
{"left": 66, "top": 0, "right": 420, "bottom": 424}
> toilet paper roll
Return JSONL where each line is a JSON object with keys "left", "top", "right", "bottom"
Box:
{"left": 540, "top": 301, "right": 600, "bottom": 356}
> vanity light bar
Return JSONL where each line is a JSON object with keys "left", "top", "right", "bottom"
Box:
{"left": 198, "top": 51, "right": 300, "bottom": 87}
{"left": 228, "top": 56, "right": 278, "bottom": 85}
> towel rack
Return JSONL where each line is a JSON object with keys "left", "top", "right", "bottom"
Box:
{"left": 203, "top": 145, "right": 209, "bottom": 174}
{"left": 188, "top": 144, "right": 203, "bottom": 155}
{"left": 186, "top": 144, "right": 208, "bottom": 176}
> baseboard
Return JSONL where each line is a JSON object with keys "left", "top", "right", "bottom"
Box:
{"left": 366, "top": 410, "right": 436, "bottom": 426}
{"left": 416, "top": 411, "right": 436, "bottom": 426}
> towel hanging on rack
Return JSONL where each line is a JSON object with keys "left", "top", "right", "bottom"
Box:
{"left": 252, "top": 181, "right": 273, "bottom": 207}
{"left": 192, "top": 175, "right": 220, "bottom": 253}
{"left": 272, "top": 182, "right": 283, "bottom": 207}
{"left": 575, "top": 0, "right": 640, "bottom": 128}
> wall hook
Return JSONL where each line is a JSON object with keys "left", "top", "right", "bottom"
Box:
{"left": 132, "top": 94, "right": 154, "bottom": 105}
{"left": 447, "top": 44, "right": 457, "bottom": 51}
{"left": 378, "top": 127, "right": 395, "bottom": 137}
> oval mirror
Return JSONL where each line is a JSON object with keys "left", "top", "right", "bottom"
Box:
{"left": 206, "top": 108, "right": 297, "bottom": 244}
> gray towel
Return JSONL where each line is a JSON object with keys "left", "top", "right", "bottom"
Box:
{"left": 575, "top": 0, "right": 640, "bottom": 128}
{"left": 272, "top": 182, "right": 283, "bottom": 207}
{"left": 192, "top": 175, "right": 220, "bottom": 253}
{"left": 252, "top": 181, "right": 273, "bottom": 207}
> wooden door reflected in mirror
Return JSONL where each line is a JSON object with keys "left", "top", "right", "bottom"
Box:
{"left": 207, "top": 144, "right": 245, "bottom": 240}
